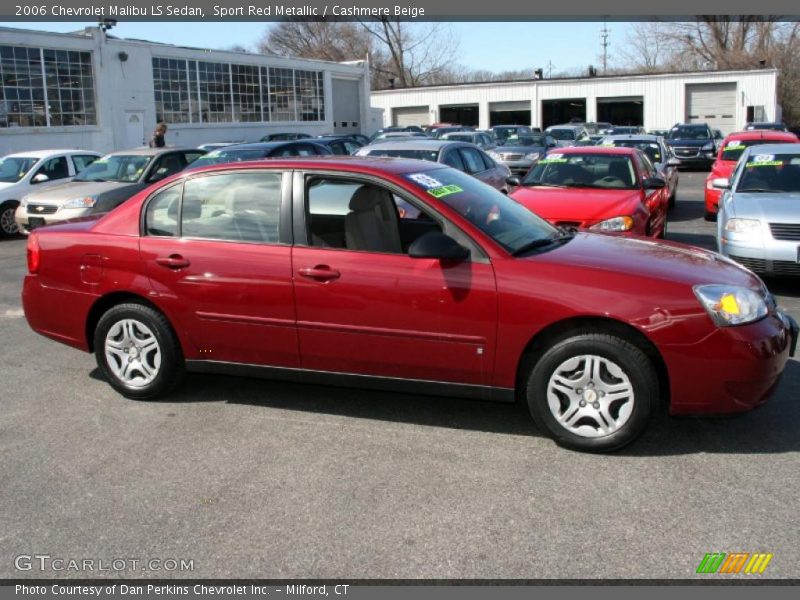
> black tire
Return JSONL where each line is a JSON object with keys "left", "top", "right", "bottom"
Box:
{"left": 704, "top": 210, "right": 717, "bottom": 222}
{"left": 94, "top": 302, "right": 184, "bottom": 400}
{"left": 0, "top": 200, "right": 20, "bottom": 238}
{"left": 668, "top": 188, "right": 676, "bottom": 210}
{"left": 523, "top": 333, "right": 657, "bottom": 452}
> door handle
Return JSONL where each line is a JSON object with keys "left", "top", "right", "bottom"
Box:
{"left": 156, "top": 254, "right": 190, "bottom": 269}
{"left": 298, "top": 266, "right": 341, "bottom": 281}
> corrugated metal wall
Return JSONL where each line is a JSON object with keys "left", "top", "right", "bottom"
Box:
{"left": 370, "top": 70, "right": 778, "bottom": 133}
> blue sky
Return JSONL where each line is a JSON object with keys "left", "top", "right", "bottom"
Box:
{"left": 9, "top": 21, "right": 633, "bottom": 74}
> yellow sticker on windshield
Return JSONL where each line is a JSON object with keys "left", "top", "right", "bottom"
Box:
{"left": 427, "top": 184, "right": 463, "bottom": 198}
{"left": 747, "top": 154, "right": 782, "bottom": 167}
{"left": 538, "top": 158, "right": 568, "bottom": 164}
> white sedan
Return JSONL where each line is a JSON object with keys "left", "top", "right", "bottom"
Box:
{"left": 0, "top": 149, "right": 101, "bottom": 237}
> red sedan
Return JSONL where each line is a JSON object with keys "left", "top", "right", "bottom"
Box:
{"left": 22, "top": 158, "right": 797, "bottom": 452}
{"left": 509, "top": 147, "right": 668, "bottom": 238}
{"left": 704, "top": 130, "right": 798, "bottom": 220}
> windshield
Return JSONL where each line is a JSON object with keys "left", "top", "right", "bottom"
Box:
{"left": 74, "top": 155, "right": 151, "bottom": 183}
{"left": 736, "top": 153, "right": 800, "bottom": 193}
{"left": 747, "top": 123, "right": 786, "bottom": 131}
{"left": 361, "top": 148, "right": 440, "bottom": 162}
{"left": 668, "top": 125, "right": 710, "bottom": 140}
{"left": 503, "top": 135, "right": 546, "bottom": 147}
{"left": 403, "top": 167, "right": 557, "bottom": 254}
{"left": 720, "top": 139, "right": 793, "bottom": 162}
{"left": 548, "top": 129, "right": 577, "bottom": 141}
{"left": 0, "top": 156, "right": 38, "bottom": 183}
{"left": 603, "top": 140, "right": 663, "bottom": 163}
{"left": 444, "top": 134, "right": 474, "bottom": 143}
{"left": 522, "top": 153, "right": 638, "bottom": 189}
{"left": 191, "top": 149, "right": 267, "bottom": 168}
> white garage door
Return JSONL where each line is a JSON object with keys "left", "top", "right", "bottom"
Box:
{"left": 392, "top": 106, "right": 429, "bottom": 127}
{"left": 489, "top": 101, "right": 531, "bottom": 112}
{"left": 686, "top": 83, "right": 737, "bottom": 134}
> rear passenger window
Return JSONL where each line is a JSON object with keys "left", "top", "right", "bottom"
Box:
{"left": 442, "top": 149, "right": 466, "bottom": 171}
{"left": 459, "top": 148, "right": 487, "bottom": 174}
{"left": 181, "top": 172, "right": 283, "bottom": 243}
{"left": 145, "top": 184, "right": 182, "bottom": 237}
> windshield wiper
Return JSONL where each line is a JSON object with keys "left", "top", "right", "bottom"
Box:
{"left": 512, "top": 230, "right": 576, "bottom": 256}
{"left": 523, "top": 181, "right": 568, "bottom": 188}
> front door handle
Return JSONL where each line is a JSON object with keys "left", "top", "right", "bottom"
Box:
{"left": 156, "top": 254, "right": 190, "bottom": 269}
{"left": 298, "top": 265, "right": 341, "bottom": 281}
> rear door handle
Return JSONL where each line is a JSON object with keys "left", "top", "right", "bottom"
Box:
{"left": 156, "top": 254, "right": 190, "bottom": 269}
{"left": 298, "top": 266, "right": 341, "bottom": 281}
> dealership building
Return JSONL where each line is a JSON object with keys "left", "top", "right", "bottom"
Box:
{"left": 370, "top": 68, "right": 780, "bottom": 135}
{"left": 0, "top": 25, "right": 375, "bottom": 156}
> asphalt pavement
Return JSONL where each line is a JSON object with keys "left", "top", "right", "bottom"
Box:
{"left": 1, "top": 171, "right": 798, "bottom": 580}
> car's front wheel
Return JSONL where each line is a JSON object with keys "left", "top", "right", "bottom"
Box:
{"left": 94, "top": 303, "right": 184, "bottom": 400}
{"left": 524, "top": 333, "right": 657, "bottom": 452}
{"left": 0, "top": 201, "right": 20, "bottom": 238}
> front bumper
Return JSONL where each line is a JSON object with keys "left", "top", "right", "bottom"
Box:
{"left": 668, "top": 148, "right": 716, "bottom": 168}
{"left": 664, "top": 311, "right": 795, "bottom": 415}
{"left": 497, "top": 159, "right": 535, "bottom": 175}
{"left": 719, "top": 235, "right": 800, "bottom": 277}
{"left": 15, "top": 205, "right": 90, "bottom": 234}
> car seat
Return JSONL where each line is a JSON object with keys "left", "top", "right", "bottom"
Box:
{"left": 344, "top": 185, "right": 403, "bottom": 253}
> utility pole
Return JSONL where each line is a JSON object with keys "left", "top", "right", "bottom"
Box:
{"left": 546, "top": 60, "right": 554, "bottom": 78}
{"left": 600, "top": 19, "right": 610, "bottom": 74}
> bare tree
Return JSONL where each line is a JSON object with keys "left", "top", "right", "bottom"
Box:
{"left": 259, "top": 20, "right": 373, "bottom": 64}
{"left": 616, "top": 22, "right": 672, "bottom": 72}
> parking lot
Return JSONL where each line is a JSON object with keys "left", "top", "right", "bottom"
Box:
{"left": 1, "top": 170, "right": 798, "bottom": 580}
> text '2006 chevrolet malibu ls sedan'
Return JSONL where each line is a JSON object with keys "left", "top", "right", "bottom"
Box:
{"left": 22, "top": 157, "right": 798, "bottom": 452}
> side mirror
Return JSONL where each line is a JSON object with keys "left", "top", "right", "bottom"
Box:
{"left": 711, "top": 177, "right": 730, "bottom": 190}
{"left": 31, "top": 173, "right": 49, "bottom": 184}
{"left": 408, "top": 232, "right": 469, "bottom": 261}
{"left": 666, "top": 158, "right": 681, "bottom": 167}
{"left": 506, "top": 175, "right": 522, "bottom": 187}
{"left": 643, "top": 177, "right": 666, "bottom": 190}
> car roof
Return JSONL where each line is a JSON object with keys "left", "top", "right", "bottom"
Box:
{"left": 108, "top": 147, "right": 199, "bottom": 156}
{"left": 362, "top": 140, "right": 468, "bottom": 151}
{"left": 176, "top": 155, "right": 448, "bottom": 177}
{"left": 213, "top": 141, "right": 324, "bottom": 151}
{"left": 602, "top": 134, "right": 661, "bottom": 142}
{"left": 556, "top": 146, "right": 637, "bottom": 156}
{"left": 4, "top": 149, "right": 99, "bottom": 159}
{"left": 723, "top": 130, "right": 798, "bottom": 142}
{"left": 741, "top": 142, "right": 800, "bottom": 154}
{"left": 547, "top": 125, "right": 583, "bottom": 130}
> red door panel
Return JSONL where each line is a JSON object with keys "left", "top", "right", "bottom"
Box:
{"left": 292, "top": 247, "right": 498, "bottom": 386}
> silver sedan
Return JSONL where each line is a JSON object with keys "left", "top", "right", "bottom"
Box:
{"left": 715, "top": 143, "right": 800, "bottom": 277}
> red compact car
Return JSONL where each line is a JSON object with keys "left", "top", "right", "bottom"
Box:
{"left": 704, "top": 130, "right": 799, "bottom": 220}
{"left": 22, "top": 158, "right": 797, "bottom": 452}
{"left": 509, "top": 147, "right": 669, "bottom": 238}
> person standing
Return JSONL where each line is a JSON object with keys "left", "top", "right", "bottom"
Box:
{"left": 149, "top": 122, "right": 167, "bottom": 148}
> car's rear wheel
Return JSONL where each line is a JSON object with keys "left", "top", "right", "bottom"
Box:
{"left": 704, "top": 210, "right": 717, "bottom": 222}
{"left": 94, "top": 303, "right": 184, "bottom": 400}
{"left": 524, "top": 333, "right": 657, "bottom": 452}
{"left": 668, "top": 187, "right": 676, "bottom": 209}
{"left": 0, "top": 201, "right": 20, "bottom": 238}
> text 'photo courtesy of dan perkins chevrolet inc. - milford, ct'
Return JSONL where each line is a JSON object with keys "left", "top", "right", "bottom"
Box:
{"left": 41, "top": 4, "right": 426, "bottom": 18}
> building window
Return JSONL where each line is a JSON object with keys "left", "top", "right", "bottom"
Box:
{"left": 231, "top": 64, "right": 263, "bottom": 122}
{"left": 152, "top": 57, "right": 191, "bottom": 124}
{"left": 152, "top": 57, "right": 325, "bottom": 124}
{"left": 0, "top": 45, "right": 96, "bottom": 128}
{"left": 268, "top": 67, "right": 295, "bottom": 121}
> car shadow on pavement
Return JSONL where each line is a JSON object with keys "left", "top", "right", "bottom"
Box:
{"left": 95, "top": 358, "right": 800, "bottom": 455}
{"left": 664, "top": 231, "right": 717, "bottom": 250}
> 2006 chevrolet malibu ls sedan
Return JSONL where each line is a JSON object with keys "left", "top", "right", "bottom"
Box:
{"left": 22, "top": 157, "right": 798, "bottom": 452}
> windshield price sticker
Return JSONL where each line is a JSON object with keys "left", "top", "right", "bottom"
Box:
{"left": 726, "top": 141, "right": 745, "bottom": 148}
{"left": 407, "top": 173, "right": 444, "bottom": 189}
{"left": 427, "top": 184, "right": 463, "bottom": 198}
{"left": 539, "top": 154, "right": 568, "bottom": 164}
{"left": 747, "top": 154, "right": 782, "bottom": 167}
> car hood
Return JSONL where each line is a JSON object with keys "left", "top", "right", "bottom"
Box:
{"left": 524, "top": 231, "right": 760, "bottom": 289}
{"left": 22, "top": 180, "right": 134, "bottom": 204}
{"left": 666, "top": 138, "right": 712, "bottom": 147}
{"left": 511, "top": 187, "right": 641, "bottom": 222}
{"left": 727, "top": 192, "right": 800, "bottom": 222}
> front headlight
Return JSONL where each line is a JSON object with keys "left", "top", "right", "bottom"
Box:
{"left": 524, "top": 152, "right": 540, "bottom": 160}
{"left": 589, "top": 216, "right": 634, "bottom": 231}
{"left": 19, "top": 195, "right": 29, "bottom": 208}
{"left": 62, "top": 196, "right": 96, "bottom": 209}
{"left": 487, "top": 151, "right": 501, "bottom": 160}
{"left": 702, "top": 142, "right": 714, "bottom": 151}
{"left": 694, "top": 284, "right": 768, "bottom": 326}
{"left": 724, "top": 218, "right": 761, "bottom": 236}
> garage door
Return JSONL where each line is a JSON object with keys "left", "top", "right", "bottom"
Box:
{"left": 332, "top": 78, "right": 361, "bottom": 135}
{"left": 489, "top": 101, "right": 531, "bottom": 127}
{"left": 686, "top": 83, "right": 736, "bottom": 134}
{"left": 392, "top": 106, "right": 429, "bottom": 127}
